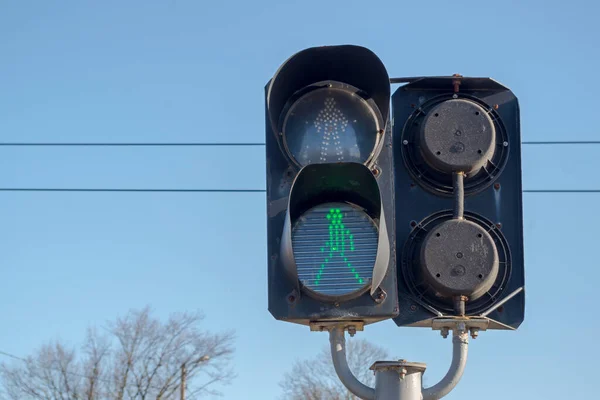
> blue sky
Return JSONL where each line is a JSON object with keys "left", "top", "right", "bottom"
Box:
{"left": 1, "top": 0, "right": 599, "bottom": 399}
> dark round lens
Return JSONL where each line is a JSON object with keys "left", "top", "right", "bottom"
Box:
{"left": 282, "top": 87, "right": 380, "bottom": 167}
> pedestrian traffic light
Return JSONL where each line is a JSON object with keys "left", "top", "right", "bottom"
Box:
{"left": 391, "top": 77, "right": 525, "bottom": 330}
{"left": 265, "top": 45, "right": 398, "bottom": 327}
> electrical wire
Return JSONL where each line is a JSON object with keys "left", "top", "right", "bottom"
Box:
{"left": 0, "top": 349, "right": 186, "bottom": 392}
{"left": 521, "top": 141, "right": 600, "bottom": 145}
{"left": 0, "top": 141, "right": 597, "bottom": 193}
{"left": 0, "top": 188, "right": 598, "bottom": 193}
{"left": 0, "top": 143, "right": 265, "bottom": 146}
{"left": 0, "top": 350, "right": 114, "bottom": 385}
{"left": 0, "top": 188, "right": 265, "bottom": 193}
{"left": 523, "top": 190, "right": 600, "bottom": 193}
{"left": 0, "top": 141, "right": 598, "bottom": 146}
{"left": 0, "top": 350, "right": 25, "bottom": 362}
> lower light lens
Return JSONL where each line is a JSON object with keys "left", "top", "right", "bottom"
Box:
{"left": 292, "top": 202, "right": 378, "bottom": 297}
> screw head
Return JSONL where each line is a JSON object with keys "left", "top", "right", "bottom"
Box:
{"left": 403, "top": 139, "right": 409, "bottom": 145}
{"left": 399, "top": 368, "right": 407, "bottom": 380}
{"left": 441, "top": 327, "right": 449, "bottom": 339}
{"left": 503, "top": 141, "right": 508, "bottom": 147}
{"left": 470, "top": 328, "right": 479, "bottom": 339}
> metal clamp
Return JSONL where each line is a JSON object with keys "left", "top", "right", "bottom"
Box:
{"left": 431, "top": 316, "right": 489, "bottom": 339}
{"left": 309, "top": 321, "right": 365, "bottom": 337}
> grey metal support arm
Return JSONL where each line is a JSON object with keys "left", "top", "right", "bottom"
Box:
{"left": 329, "top": 327, "right": 376, "bottom": 400}
{"left": 422, "top": 325, "right": 469, "bottom": 400}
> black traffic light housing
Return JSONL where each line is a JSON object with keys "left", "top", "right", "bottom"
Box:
{"left": 392, "top": 77, "right": 525, "bottom": 330}
{"left": 265, "top": 45, "right": 398, "bottom": 326}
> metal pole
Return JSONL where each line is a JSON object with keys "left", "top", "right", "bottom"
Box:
{"left": 328, "top": 324, "right": 469, "bottom": 400}
{"left": 371, "top": 361, "right": 426, "bottom": 400}
{"left": 181, "top": 363, "right": 186, "bottom": 400}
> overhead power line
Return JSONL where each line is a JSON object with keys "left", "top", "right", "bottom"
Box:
{"left": 0, "top": 349, "right": 184, "bottom": 391}
{"left": 0, "top": 142, "right": 265, "bottom": 146}
{"left": 521, "top": 141, "right": 600, "bottom": 145}
{"left": 0, "top": 188, "right": 264, "bottom": 193}
{"left": 0, "top": 141, "right": 599, "bottom": 146}
{"left": 0, "top": 350, "right": 26, "bottom": 362}
{"left": 0, "top": 188, "right": 599, "bottom": 193}
{"left": 0, "top": 349, "right": 113, "bottom": 384}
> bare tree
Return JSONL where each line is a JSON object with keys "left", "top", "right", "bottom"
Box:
{"left": 0, "top": 307, "right": 235, "bottom": 400}
{"left": 279, "top": 338, "right": 389, "bottom": 400}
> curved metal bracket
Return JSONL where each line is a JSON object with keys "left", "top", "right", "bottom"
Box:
{"left": 422, "top": 323, "right": 469, "bottom": 400}
{"left": 329, "top": 327, "right": 375, "bottom": 400}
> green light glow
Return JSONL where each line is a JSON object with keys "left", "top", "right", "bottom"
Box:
{"left": 314, "top": 208, "right": 362, "bottom": 287}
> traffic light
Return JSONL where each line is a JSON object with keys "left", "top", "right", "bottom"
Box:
{"left": 392, "top": 77, "right": 525, "bottom": 330}
{"left": 265, "top": 45, "right": 398, "bottom": 327}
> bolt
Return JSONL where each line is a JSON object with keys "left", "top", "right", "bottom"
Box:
{"left": 493, "top": 104, "right": 499, "bottom": 110}
{"left": 454, "top": 130, "right": 462, "bottom": 136}
{"left": 441, "top": 327, "right": 449, "bottom": 339}
{"left": 452, "top": 94, "right": 458, "bottom": 99}
{"left": 399, "top": 367, "right": 407, "bottom": 380}
{"left": 410, "top": 304, "right": 417, "bottom": 311}
{"left": 496, "top": 222, "right": 502, "bottom": 229}
{"left": 452, "top": 74, "right": 462, "bottom": 93}
{"left": 470, "top": 328, "right": 479, "bottom": 339}
{"left": 279, "top": 131, "right": 283, "bottom": 136}
{"left": 403, "top": 139, "right": 409, "bottom": 145}
{"left": 456, "top": 252, "right": 463, "bottom": 259}
{"left": 494, "top": 183, "right": 501, "bottom": 190}
{"left": 348, "top": 326, "right": 357, "bottom": 337}
{"left": 287, "top": 295, "right": 296, "bottom": 303}
{"left": 334, "top": 302, "right": 340, "bottom": 308}
{"left": 503, "top": 141, "right": 508, "bottom": 147}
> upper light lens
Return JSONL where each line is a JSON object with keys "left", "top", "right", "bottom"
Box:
{"left": 282, "top": 87, "right": 380, "bottom": 167}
